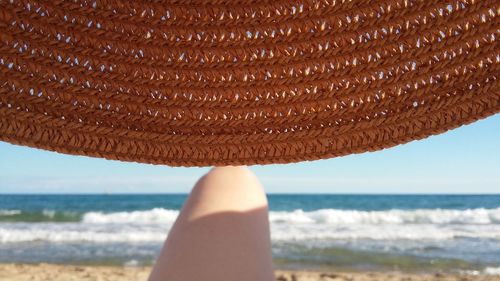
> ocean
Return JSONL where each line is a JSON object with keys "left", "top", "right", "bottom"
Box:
{"left": 0, "top": 194, "right": 499, "bottom": 274}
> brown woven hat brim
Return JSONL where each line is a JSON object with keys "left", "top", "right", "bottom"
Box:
{"left": 0, "top": 0, "right": 499, "bottom": 166}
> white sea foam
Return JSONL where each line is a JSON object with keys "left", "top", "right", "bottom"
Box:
{"left": 269, "top": 208, "right": 500, "bottom": 225}
{"left": 1, "top": 208, "right": 500, "bottom": 243}
{"left": 42, "top": 209, "right": 55, "bottom": 218}
{"left": 462, "top": 267, "right": 500, "bottom": 276}
{"left": 82, "top": 208, "right": 179, "bottom": 224}
{"left": 0, "top": 210, "right": 21, "bottom": 216}
{"left": 80, "top": 207, "right": 500, "bottom": 225}
{"left": 0, "top": 223, "right": 168, "bottom": 243}
{"left": 484, "top": 267, "right": 500, "bottom": 275}
{"left": 123, "top": 260, "right": 140, "bottom": 267}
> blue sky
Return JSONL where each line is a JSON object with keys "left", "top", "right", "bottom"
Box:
{"left": 0, "top": 114, "right": 499, "bottom": 194}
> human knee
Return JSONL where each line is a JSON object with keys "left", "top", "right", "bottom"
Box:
{"left": 190, "top": 166, "right": 268, "bottom": 211}
{"left": 206, "top": 166, "right": 256, "bottom": 182}
{"left": 203, "top": 166, "right": 262, "bottom": 190}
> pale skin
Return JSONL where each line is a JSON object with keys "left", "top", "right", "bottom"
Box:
{"left": 148, "top": 166, "right": 275, "bottom": 281}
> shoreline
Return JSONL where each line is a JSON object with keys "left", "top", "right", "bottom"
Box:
{"left": 0, "top": 263, "right": 499, "bottom": 281}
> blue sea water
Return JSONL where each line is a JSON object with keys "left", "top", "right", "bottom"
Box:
{"left": 0, "top": 194, "right": 499, "bottom": 273}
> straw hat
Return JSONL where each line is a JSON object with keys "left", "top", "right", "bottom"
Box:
{"left": 0, "top": 0, "right": 498, "bottom": 166}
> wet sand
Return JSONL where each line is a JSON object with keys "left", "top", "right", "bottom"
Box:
{"left": 0, "top": 264, "right": 498, "bottom": 281}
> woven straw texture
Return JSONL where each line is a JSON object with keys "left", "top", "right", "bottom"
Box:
{"left": 0, "top": 0, "right": 499, "bottom": 166}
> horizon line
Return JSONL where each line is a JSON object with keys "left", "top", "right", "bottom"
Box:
{"left": 1, "top": 192, "right": 499, "bottom": 195}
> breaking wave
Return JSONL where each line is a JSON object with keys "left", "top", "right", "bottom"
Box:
{"left": 1, "top": 208, "right": 500, "bottom": 243}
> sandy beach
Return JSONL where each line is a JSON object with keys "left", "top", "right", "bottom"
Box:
{"left": 0, "top": 264, "right": 498, "bottom": 281}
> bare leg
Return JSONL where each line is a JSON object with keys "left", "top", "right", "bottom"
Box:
{"left": 148, "top": 166, "right": 275, "bottom": 281}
